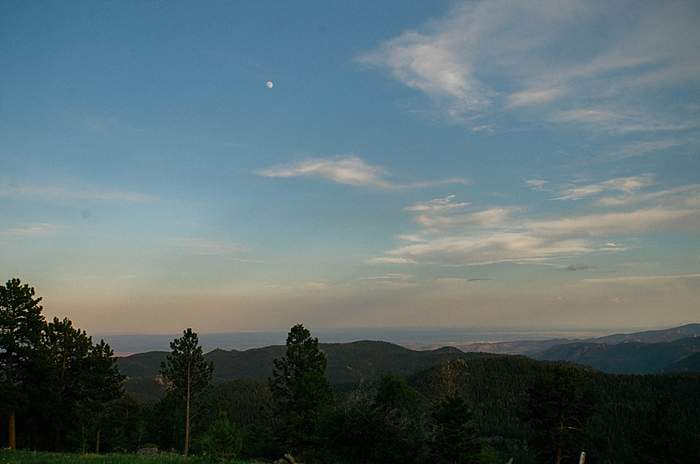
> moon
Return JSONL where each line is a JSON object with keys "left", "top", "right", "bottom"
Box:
{"left": 265, "top": 80, "right": 274, "bottom": 89}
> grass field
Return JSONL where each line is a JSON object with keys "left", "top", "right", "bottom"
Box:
{"left": 0, "top": 450, "right": 256, "bottom": 464}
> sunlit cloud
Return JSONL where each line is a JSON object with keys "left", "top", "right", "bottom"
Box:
{"left": 257, "top": 156, "right": 468, "bottom": 189}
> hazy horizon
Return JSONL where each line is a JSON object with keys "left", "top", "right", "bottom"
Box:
{"left": 2, "top": 0, "right": 699, "bottom": 334}
{"left": 98, "top": 323, "right": 697, "bottom": 355}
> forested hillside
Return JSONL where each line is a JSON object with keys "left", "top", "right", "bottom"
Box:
{"left": 117, "top": 341, "right": 477, "bottom": 401}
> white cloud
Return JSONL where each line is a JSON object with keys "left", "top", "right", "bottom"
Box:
{"left": 415, "top": 206, "right": 515, "bottom": 231}
{"left": 379, "top": 233, "right": 592, "bottom": 266}
{"left": 404, "top": 195, "right": 469, "bottom": 213}
{"left": 359, "top": 1, "right": 700, "bottom": 131}
{"left": 367, "top": 256, "right": 417, "bottom": 264}
{"left": 257, "top": 156, "right": 467, "bottom": 189}
{"left": 596, "top": 184, "right": 700, "bottom": 207}
{"left": 554, "top": 175, "right": 654, "bottom": 201}
{"left": 530, "top": 208, "right": 700, "bottom": 238}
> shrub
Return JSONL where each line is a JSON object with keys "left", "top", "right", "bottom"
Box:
{"left": 198, "top": 412, "right": 243, "bottom": 461}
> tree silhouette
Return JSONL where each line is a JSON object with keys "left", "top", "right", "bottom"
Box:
{"left": 84, "top": 339, "right": 124, "bottom": 453}
{"left": 0, "top": 278, "right": 46, "bottom": 449}
{"left": 525, "top": 365, "right": 597, "bottom": 464}
{"left": 160, "top": 328, "right": 213, "bottom": 456}
{"left": 270, "top": 324, "right": 332, "bottom": 454}
{"left": 431, "top": 394, "right": 480, "bottom": 464}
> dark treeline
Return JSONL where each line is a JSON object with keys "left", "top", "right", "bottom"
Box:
{"left": 0, "top": 278, "right": 123, "bottom": 452}
{"left": 2, "top": 278, "right": 700, "bottom": 463}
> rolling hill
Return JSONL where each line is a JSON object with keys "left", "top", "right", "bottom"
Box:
{"left": 117, "top": 340, "right": 477, "bottom": 401}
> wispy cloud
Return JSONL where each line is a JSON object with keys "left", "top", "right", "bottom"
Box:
{"left": 171, "top": 238, "right": 251, "bottom": 258}
{"left": 0, "top": 183, "right": 156, "bottom": 203}
{"left": 371, "top": 182, "right": 700, "bottom": 266}
{"left": 359, "top": 1, "right": 700, "bottom": 132}
{"left": 578, "top": 274, "right": 700, "bottom": 286}
{"left": 358, "top": 273, "right": 417, "bottom": 289}
{"left": 596, "top": 184, "right": 700, "bottom": 207}
{"left": 525, "top": 179, "right": 548, "bottom": 191}
{"left": 508, "top": 87, "right": 566, "bottom": 108}
{"left": 604, "top": 139, "right": 686, "bottom": 160}
{"left": 256, "top": 156, "right": 467, "bottom": 189}
{"left": 553, "top": 175, "right": 654, "bottom": 201}
{"left": 404, "top": 195, "right": 469, "bottom": 213}
{"left": 564, "top": 264, "right": 593, "bottom": 272}
{"left": 0, "top": 223, "right": 63, "bottom": 237}
{"left": 551, "top": 108, "right": 700, "bottom": 134}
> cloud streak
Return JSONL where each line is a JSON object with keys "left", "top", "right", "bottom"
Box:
{"left": 0, "top": 223, "right": 64, "bottom": 237}
{"left": 257, "top": 156, "right": 467, "bottom": 189}
{"left": 0, "top": 183, "right": 156, "bottom": 203}
{"left": 553, "top": 175, "right": 654, "bottom": 201}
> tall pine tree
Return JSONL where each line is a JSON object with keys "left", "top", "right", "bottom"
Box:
{"left": 269, "top": 324, "right": 332, "bottom": 455}
{"left": 0, "top": 278, "right": 46, "bottom": 449}
{"left": 160, "top": 328, "right": 213, "bottom": 456}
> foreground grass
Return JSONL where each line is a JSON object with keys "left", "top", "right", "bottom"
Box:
{"left": 0, "top": 450, "right": 255, "bottom": 464}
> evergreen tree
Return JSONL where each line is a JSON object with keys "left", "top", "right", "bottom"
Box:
{"left": 371, "top": 374, "right": 424, "bottom": 464}
{"left": 0, "top": 278, "right": 46, "bottom": 449}
{"left": 269, "top": 324, "right": 332, "bottom": 454}
{"left": 160, "top": 328, "right": 213, "bottom": 456}
{"left": 43, "top": 317, "right": 93, "bottom": 450}
{"left": 84, "top": 340, "right": 124, "bottom": 453}
{"left": 525, "top": 365, "right": 597, "bottom": 464}
{"left": 198, "top": 411, "right": 243, "bottom": 460}
{"left": 431, "top": 395, "right": 480, "bottom": 464}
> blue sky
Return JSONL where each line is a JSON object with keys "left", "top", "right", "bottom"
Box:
{"left": 1, "top": 0, "right": 699, "bottom": 333}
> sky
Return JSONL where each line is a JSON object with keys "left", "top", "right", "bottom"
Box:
{"left": 1, "top": 0, "right": 699, "bottom": 335}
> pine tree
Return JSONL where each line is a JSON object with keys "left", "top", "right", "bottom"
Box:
{"left": 269, "top": 324, "right": 332, "bottom": 454}
{"left": 0, "top": 278, "right": 46, "bottom": 449}
{"left": 160, "top": 328, "right": 213, "bottom": 456}
{"left": 431, "top": 395, "right": 480, "bottom": 464}
{"left": 525, "top": 365, "right": 598, "bottom": 464}
{"left": 84, "top": 340, "right": 124, "bottom": 453}
{"left": 43, "top": 317, "right": 94, "bottom": 450}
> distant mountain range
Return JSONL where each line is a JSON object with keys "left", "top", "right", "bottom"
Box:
{"left": 534, "top": 336, "right": 700, "bottom": 374}
{"left": 455, "top": 323, "right": 700, "bottom": 354}
{"left": 117, "top": 323, "right": 700, "bottom": 401}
